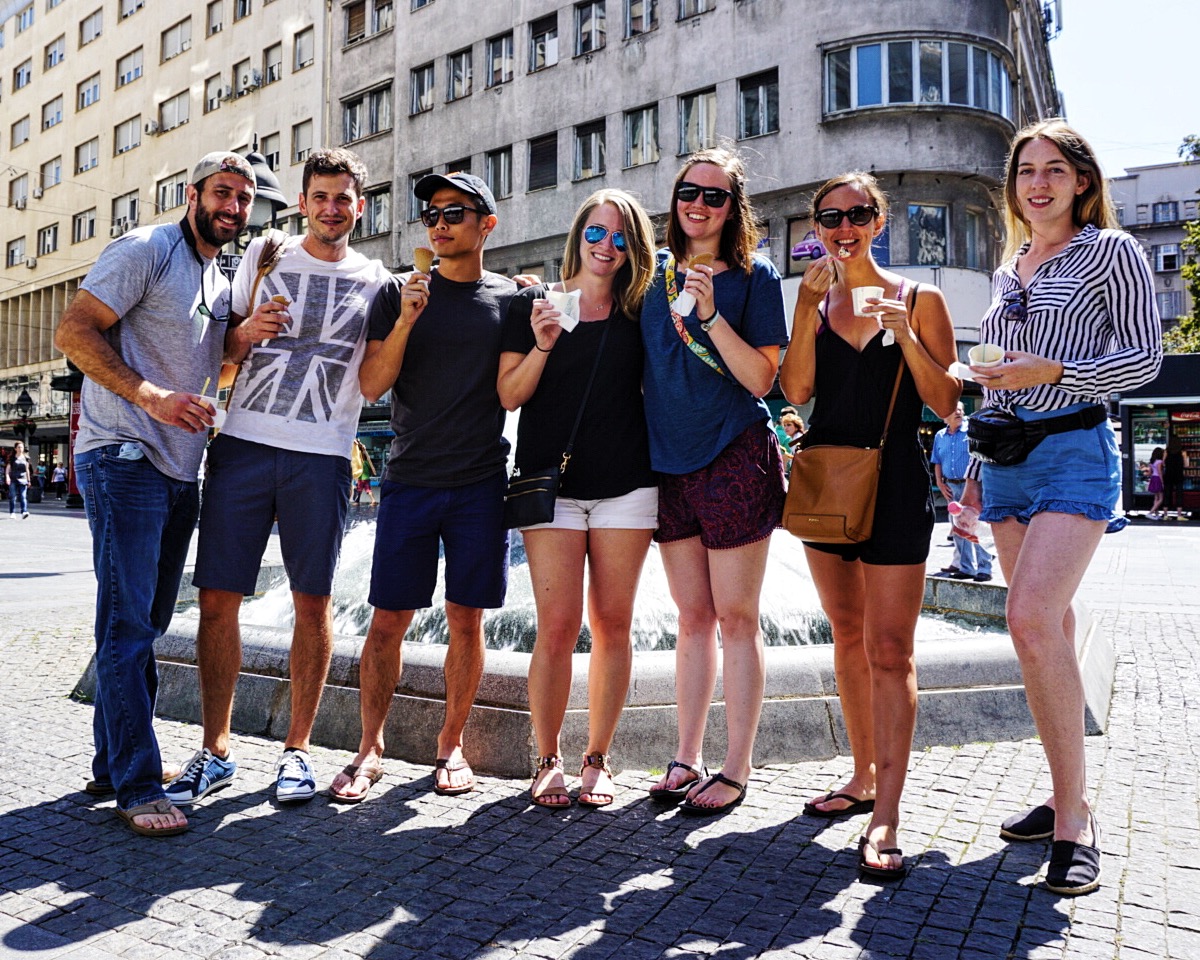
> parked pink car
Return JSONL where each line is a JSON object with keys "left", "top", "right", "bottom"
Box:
{"left": 791, "top": 230, "right": 826, "bottom": 261}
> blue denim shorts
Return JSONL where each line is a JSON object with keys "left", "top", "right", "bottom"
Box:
{"left": 980, "top": 403, "right": 1118, "bottom": 525}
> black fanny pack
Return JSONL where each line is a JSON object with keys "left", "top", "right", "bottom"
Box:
{"left": 968, "top": 405, "right": 1106, "bottom": 467}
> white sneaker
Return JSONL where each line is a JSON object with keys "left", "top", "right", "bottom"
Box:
{"left": 276, "top": 749, "right": 317, "bottom": 803}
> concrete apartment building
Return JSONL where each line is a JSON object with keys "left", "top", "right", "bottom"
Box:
{"left": 1, "top": 0, "right": 328, "bottom": 460}
{"left": 3, "top": 0, "right": 1060, "bottom": 461}
{"left": 1109, "top": 161, "right": 1200, "bottom": 328}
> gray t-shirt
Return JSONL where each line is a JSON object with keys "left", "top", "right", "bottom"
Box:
{"left": 366, "top": 270, "right": 516, "bottom": 487}
{"left": 77, "top": 223, "right": 229, "bottom": 482}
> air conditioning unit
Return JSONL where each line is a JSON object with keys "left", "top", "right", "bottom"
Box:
{"left": 14, "top": 198, "right": 27, "bottom": 211}
{"left": 250, "top": 70, "right": 263, "bottom": 88}
{"left": 219, "top": 85, "right": 234, "bottom": 101}
{"left": 209, "top": 22, "right": 222, "bottom": 35}
{"left": 144, "top": 120, "right": 160, "bottom": 136}
{"left": 240, "top": 73, "right": 252, "bottom": 91}
{"left": 32, "top": 187, "right": 43, "bottom": 199}
{"left": 110, "top": 219, "right": 128, "bottom": 238}
{"left": 25, "top": 257, "right": 38, "bottom": 269}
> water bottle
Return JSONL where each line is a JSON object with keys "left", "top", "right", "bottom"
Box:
{"left": 947, "top": 500, "right": 979, "bottom": 538}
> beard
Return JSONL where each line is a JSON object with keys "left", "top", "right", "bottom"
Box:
{"left": 194, "top": 200, "right": 245, "bottom": 249}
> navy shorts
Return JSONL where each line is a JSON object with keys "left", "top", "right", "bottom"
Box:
{"left": 369, "top": 471, "right": 510, "bottom": 611}
{"left": 194, "top": 434, "right": 350, "bottom": 596}
{"left": 655, "top": 422, "right": 785, "bottom": 550}
{"left": 980, "top": 403, "right": 1119, "bottom": 525}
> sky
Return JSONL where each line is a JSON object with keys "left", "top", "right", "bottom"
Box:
{"left": 1048, "top": 0, "right": 1194, "bottom": 177}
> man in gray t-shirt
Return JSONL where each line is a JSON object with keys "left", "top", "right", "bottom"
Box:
{"left": 55, "top": 152, "right": 255, "bottom": 838}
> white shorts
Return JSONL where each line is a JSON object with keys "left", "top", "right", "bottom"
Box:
{"left": 520, "top": 485, "right": 659, "bottom": 532}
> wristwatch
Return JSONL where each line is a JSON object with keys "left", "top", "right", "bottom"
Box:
{"left": 699, "top": 310, "right": 721, "bottom": 332}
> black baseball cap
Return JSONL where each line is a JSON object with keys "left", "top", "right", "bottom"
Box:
{"left": 414, "top": 172, "right": 497, "bottom": 215}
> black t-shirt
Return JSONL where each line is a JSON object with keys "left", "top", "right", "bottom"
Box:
{"left": 501, "top": 285, "right": 655, "bottom": 500}
{"left": 367, "top": 270, "right": 517, "bottom": 487}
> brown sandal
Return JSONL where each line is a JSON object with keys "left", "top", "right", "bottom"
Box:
{"left": 531, "top": 755, "right": 571, "bottom": 808}
{"left": 578, "top": 753, "right": 615, "bottom": 808}
{"left": 328, "top": 763, "right": 384, "bottom": 804}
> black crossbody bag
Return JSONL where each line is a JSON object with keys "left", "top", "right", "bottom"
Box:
{"left": 968, "top": 404, "right": 1106, "bottom": 466}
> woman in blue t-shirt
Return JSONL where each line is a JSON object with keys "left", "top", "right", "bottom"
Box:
{"left": 642, "top": 146, "right": 789, "bottom": 817}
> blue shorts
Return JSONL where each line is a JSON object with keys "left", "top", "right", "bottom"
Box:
{"left": 980, "top": 403, "right": 1118, "bottom": 526}
{"left": 195, "top": 434, "right": 350, "bottom": 596}
{"left": 369, "top": 472, "right": 510, "bottom": 611}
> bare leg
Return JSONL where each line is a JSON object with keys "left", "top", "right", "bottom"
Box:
{"left": 284, "top": 591, "right": 335, "bottom": 752}
{"left": 196, "top": 587, "right": 245, "bottom": 757}
{"left": 653, "top": 536, "right": 718, "bottom": 792}
{"left": 436, "top": 601, "right": 485, "bottom": 792}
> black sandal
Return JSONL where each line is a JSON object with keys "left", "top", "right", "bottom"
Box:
{"left": 857, "top": 835, "right": 907, "bottom": 881}
{"left": 678, "top": 772, "right": 746, "bottom": 818}
{"left": 648, "top": 760, "right": 706, "bottom": 804}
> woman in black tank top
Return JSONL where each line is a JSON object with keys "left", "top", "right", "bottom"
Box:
{"left": 779, "top": 172, "right": 960, "bottom": 880}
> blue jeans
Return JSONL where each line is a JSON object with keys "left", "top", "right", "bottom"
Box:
{"left": 75, "top": 444, "right": 200, "bottom": 810}
{"left": 8, "top": 481, "right": 28, "bottom": 515}
{"left": 947, "top": 480, "right": 992, "bottom": 577}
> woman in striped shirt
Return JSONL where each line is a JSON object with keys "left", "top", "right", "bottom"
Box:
{"left": 959, "top": 119, "right": 1161, "bottom": 896}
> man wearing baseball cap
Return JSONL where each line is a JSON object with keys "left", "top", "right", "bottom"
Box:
{"left": 326, "top": 171, "right": 515, "bottom": 802}
{"left": 55, "top": 150, "right": 256, "bottom": 836}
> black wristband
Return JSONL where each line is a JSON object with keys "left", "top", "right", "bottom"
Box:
{"left": 533, "top": 343, "right": 552, "bottom": 353}
{"left": 698, "top": 309, "right": 718, "bottom": 324}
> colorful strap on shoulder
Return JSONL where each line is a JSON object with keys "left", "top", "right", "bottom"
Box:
{"left": 664, "top": 255, "right": 726, "bottom": 377}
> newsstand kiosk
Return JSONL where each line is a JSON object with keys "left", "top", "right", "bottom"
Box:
{"left": 1117, "top": 353, "right": 1200, "bottom": 517}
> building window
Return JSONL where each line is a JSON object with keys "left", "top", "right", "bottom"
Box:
{"left": 14, "top": 59, "right": 33, "bottom": 91}
{"left": 207, "top": 1, "right": 223, "bottom": 35}
{"left": 738, "top": 70, "right": 778, "bottom": 139}
{"left": 965, "top": 208, "right": 983, "bottom": 270}
{"left": 42, "top": 96, "right": 64, "bottom": 130}
{"left": 73, "top": 209, "right": 96, "bottom": 244}
{"left": 1157, "top": 290, "right": 1184, "bottom": 320}
{"left": 530, "top": 14, "right": 558, "bottom": 72}
{"left": 678, "top": 0, "right": 712, "bottom": 17}
{"left": 294, "top": 27, "right": 315, "bottom": 69}
{"left": 292, "top": 119, "right": 313, "bottom": 163}
{"left": 355, "top": 188, "right": 391, "bottom": 238}
{"left": 120, "top": 0, "right": 145, "bottom": 17}
{"left": 346, "top": 1, "right": 367, "bottom": 42}
{"left": 11, "top": 116, "right": 31, "bottom": 149}
{"left": 17, "top": 4, "right": 33, "bottom": 32}
{"left": 625, "top": 104, "right": 658, "bottom": 167}
{"left": 40, "top": 156, "right": 62, "bottom": 190}
{"left": 263, "top": 43, "right": 283, "bottom": 84}
{"left": 45, "top": 35, "right": 66, "bottom": 69}
{"left": 117, "top": 48, "right": 143, "bottom": 87}
{"left": 261, "top": 132, "right": 280, "bottom": 170}
{"left": 38, "top": 223, "right": 59, "bottom": 255}
{"left": 205, "top": 75, "right": 223, "bottom": 113}
{"left": 412, "top": 0, "right": 432, "bottom": 7}
{"left": 447, "top": 48, "right": 472, "bottom": 101}
{"left": 411, "top": 63, "right": 435, "bottom": 114}
{"left": 114, "top": 116, "right": 141, "bottom": 154}
{"left": 485, "top": 147, "right": 512, "bottom": 200}
{"left": 374, "top": 1, "right": 394, "bottom": 32}
{"left": 77, "top": 73, "right": 100, "bottom": 110}
{"left": 487, "top": 33, "right": 514, "bottom": 87}
{"left": 8, "top": 176, "right": 28, "bottom": 207}
{"left": 76, "top": 138, "right": 99, "bottom": 173}
{"left": 234, "top": 0, "right": 251, "bottom": 21}
{"left": 679, "top": 88, "right": 716, "bottom": 154}
{"left": 574, "top": 120, "right": 605, "bottom": 180}
{"left": 1154, "top": 244, "right": 1181, "bottom": 272}
{"left": 627, "top": 0, "right": 657, "bottom": 36}
{"left": 157, "top": 171, "right": 188, "bottom": 212}
{"left": 528, "top": 133, "right": 558, "bottom": 191}
{"left": 80, "top": 9, "right": 103, "bottom": 45}
{"left": 344, "top": 85, "right": 392, "bottom": 142}
{"left": 447, "top": 157, "right": 471, "bottom": 175}
{"left": 826, "top": 38, "right": 1011, "bottom": 120}
{"left": 908, "top": 203, "right": 947, "bottom": 265}
{"left": 161, "top": 19, "right": 191, "bottom": 61}
{"left": 112, "top": 191, "right": 139, "bottom": 229}
{"left": 576, "top": 2, "right": 605, "bottom": 55}
{"left": 408, "top": 169, "right": 432, "bottom": 221}
{"left": 159, "top": 92, "right": 189, "bottom": 131}
{"left": 1152, "top": 201, "right": 1179, "bottom": 224}
{"left": 6, "top": 239, "right": 26, "bottom": 269}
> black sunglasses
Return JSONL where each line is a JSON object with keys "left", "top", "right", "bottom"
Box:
{"left": 420, "top": 204, "right": 487, "bottom": 227}
{"left": 582, "top": 224, "right": 627, "bottom": 251}
{"left": 1000, "top": 289, "right": 1028, "bottom": 323}
{"left": 675, "top": 182, "right": 733, "bottom": 208}
{"left": 814, "top": 205, "right": 879, "bottom": 229}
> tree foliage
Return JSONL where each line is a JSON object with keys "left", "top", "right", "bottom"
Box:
{"left": 1166, "top": 136, "right": 1200, "bottom": 353}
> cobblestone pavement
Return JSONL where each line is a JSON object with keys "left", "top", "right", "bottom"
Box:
{"left": 2, "top": 500, "right": 1199, "bottom": 959}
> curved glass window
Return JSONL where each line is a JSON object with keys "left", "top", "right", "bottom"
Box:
{"left": 826, "top": 38, "right": 1010, "bottom": 120}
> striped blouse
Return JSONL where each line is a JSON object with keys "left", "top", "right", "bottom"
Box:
{"left": 978, "top": 224, "right": 1162, "bottom": 413}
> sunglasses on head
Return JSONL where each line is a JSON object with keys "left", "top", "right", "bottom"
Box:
{"left": 420, "top": 204, "right": 487, "bottom": 227}
{"left": 674, "top": 182, "right": 733, "bottom": 208}
{"left": 582, "top": 224, "right": 627, "bottom": 251}
{"left": 1000, "top": 289, "right": 1028, "bottom": 323}
{"left": 814, "top": 205, "right": 879, "bottom": 229}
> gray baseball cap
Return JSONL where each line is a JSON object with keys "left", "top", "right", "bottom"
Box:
{"left": 414, "top": 172, "right": 497, "bottom": 215}
{"left": 190, "top": 152, "right": 256, "bottom": 187}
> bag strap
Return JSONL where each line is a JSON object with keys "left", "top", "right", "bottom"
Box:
{"left": 876, "top": 283, "right": 918, "bottom": 450}
{"left": 558, "top": 319, "right": 611, "bottom": 475}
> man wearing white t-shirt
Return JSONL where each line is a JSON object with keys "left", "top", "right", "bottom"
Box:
{"left": 167, "top": 148, "right": 390, "bottom": 807}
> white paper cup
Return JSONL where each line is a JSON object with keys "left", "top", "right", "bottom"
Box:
{"left": 544, "top": 288, "right": 580, "bottom": 331}
{"left": 968, "top": 343, "right": 1005, "bottom": 368}
{"left": 199, "top": 396, "right": 226, "bottom": 431}
{"left": 851, "top": 285, "right": 885, "bottom": 317}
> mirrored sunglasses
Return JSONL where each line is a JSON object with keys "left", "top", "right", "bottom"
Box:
{"left": 1000, "top": 289, "right": 1028, "bottom": 323}
{"left": 674, "top": 182, "right": 733, "bottom": 208}
{"left": 582, "top": 224, "right": 627, "bottom": 251}
{"left": 814, "top": 205, "right": 879, "bottom": 229}
{"left": 420, "top": 204, "right": 486, "bottom": 227}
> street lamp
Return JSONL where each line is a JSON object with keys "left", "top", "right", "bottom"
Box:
{"left": 243, "top": 137, "right": 288, "bottom": 232}
{"left": 12, "top": 388, "right": 35, "bottom": 443}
